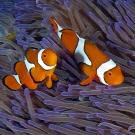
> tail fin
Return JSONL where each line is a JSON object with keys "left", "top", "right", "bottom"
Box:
{"left": 49, "top": 18, "right": 62, "bottom": 33}
{"left": 3, "top": 75, "right": 21, "bottom": 90}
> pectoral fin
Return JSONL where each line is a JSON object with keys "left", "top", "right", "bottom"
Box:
{"left": 51, "top": 74, "right": 58, "bottom": 81}
{"left": 30, "top": 67, "right": 45, "bottom": 82}
{"left": 80, "top": 74, "right": 96, "bottom": 86}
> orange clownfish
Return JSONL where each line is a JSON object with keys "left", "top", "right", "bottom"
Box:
{"left": 3, "top": 48, "right": 58, "bottom": 90}
{"left": 50, "top": 18, "right": 124, "bottom": 86}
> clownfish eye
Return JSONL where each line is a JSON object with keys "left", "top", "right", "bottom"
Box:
{"left": 108, "top": 72, "right": 112, "bottom": 76}
{"left": 43, "top": 55, "right": 46, "bottom": 57}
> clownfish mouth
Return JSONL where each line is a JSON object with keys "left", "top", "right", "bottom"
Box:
{"left": 110, "top": 75, "right": 124, "bottom": 86}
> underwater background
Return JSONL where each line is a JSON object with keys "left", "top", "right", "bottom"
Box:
{"left": 0, "top": 0, "right": 135, "bottom": 134}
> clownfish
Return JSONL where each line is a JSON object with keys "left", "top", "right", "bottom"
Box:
{"left": 3, "top": 48, "right": 58, "bottom": 90}
{"left": 49, "top": 18, "right": 124, "bottom": 86}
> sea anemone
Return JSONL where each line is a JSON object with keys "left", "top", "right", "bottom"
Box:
{"left": 0, "top": 0, "right": 135, "bottom": 135}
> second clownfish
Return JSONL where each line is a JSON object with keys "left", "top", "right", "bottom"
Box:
{"left": 50, "top": 18, "right": 124, "bottom": 86}
{"left": 3, "top": 48, "right": 58, "bottom": 90}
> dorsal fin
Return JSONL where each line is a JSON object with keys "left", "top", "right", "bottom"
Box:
{"left": 49, "top": 18, "right": 62, "bottom": 33}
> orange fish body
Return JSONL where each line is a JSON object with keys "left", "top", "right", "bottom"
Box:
{"left": 50, "top": 18, "right": 124, "bottom": 86}
{"left": 3, "top": 48, "right": 58, "bottom": 90}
